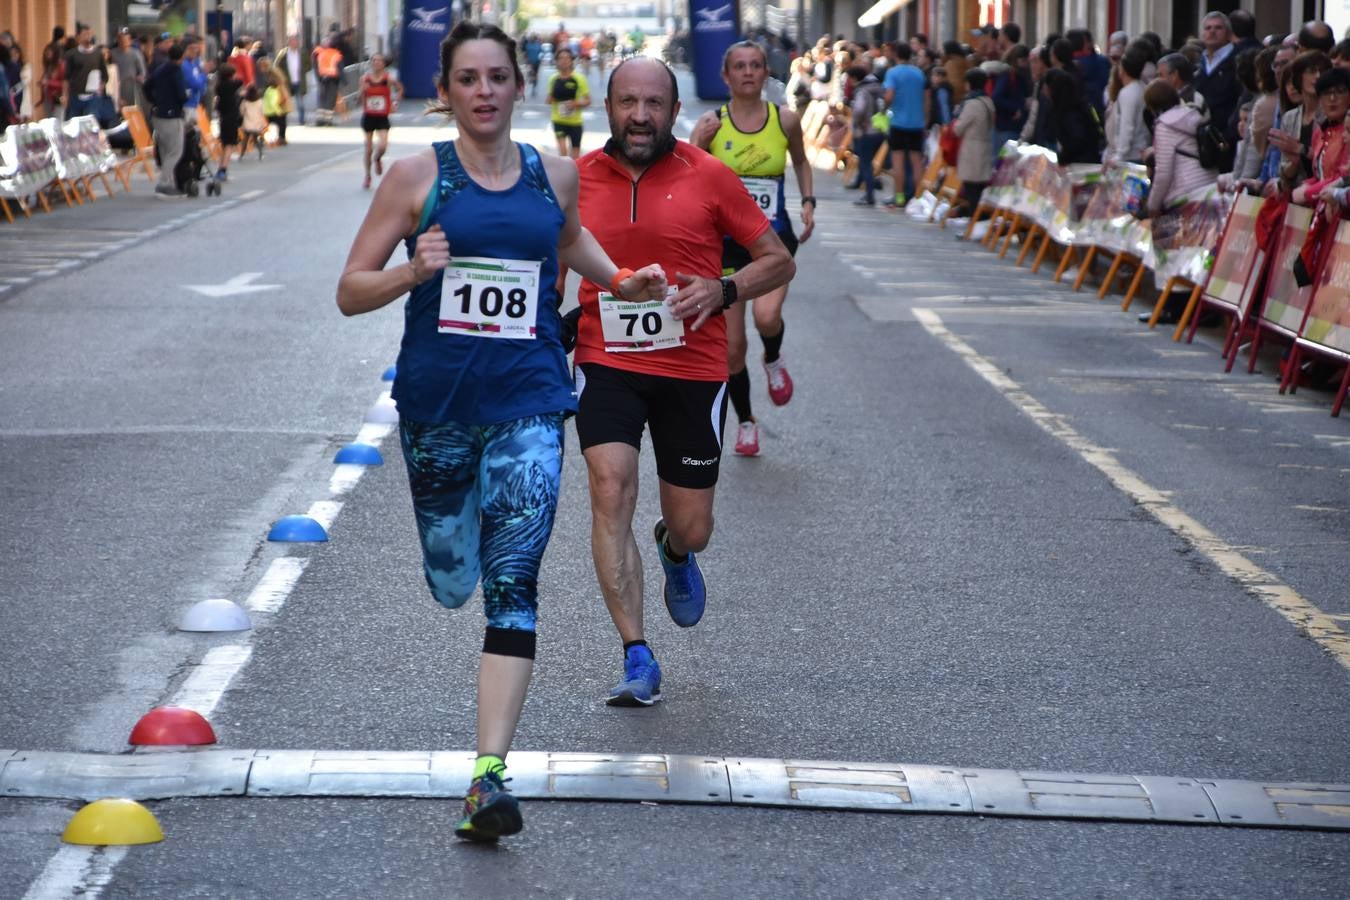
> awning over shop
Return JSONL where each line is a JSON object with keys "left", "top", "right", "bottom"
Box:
{"left": 857, "top": 0, "right": 913, "bottom": 28}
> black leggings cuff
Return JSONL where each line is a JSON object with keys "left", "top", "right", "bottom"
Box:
{"left": 484, "top": 626, "right": 537, "bottom": 660}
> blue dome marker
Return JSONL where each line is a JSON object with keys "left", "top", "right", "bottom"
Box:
{"left": 267, "top": 515, "right": 329, "bottom": 542}
{"left": 334, "top": 442, "right": 384, "bottom": 465}
{"left": 381, "top": 364, "right": 396, "bottom": 381}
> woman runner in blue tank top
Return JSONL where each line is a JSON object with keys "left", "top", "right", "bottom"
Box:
{"left": 336, "top": 22, "right": 666, "bottom": 843}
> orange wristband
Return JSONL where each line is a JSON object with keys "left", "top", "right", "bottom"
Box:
{"left": 609, "top": 267, "right": 636, "bottom": 300}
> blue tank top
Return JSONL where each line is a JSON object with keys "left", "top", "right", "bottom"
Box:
{"left": 392, "top": 141, "right": 577, "bottom": 425}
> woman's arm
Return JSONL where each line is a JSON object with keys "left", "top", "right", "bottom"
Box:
{"left": 779, "top": 105, "right": 815, "bottom": 241}
{"left": 336, "top": 152, "right": 439, "bottom": 316}
{"left": 544, "top": 155, "right": 665, "bottom": 299}
{"left": 1148, "top": 122, "right": 1177, "bottom": 215}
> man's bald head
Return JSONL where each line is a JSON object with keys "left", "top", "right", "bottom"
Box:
{"left": 606, "top": 56, "right": 680, "bottom": 106}
{"left": 1300, "top": 20, "right": 1335, "bottom": 53}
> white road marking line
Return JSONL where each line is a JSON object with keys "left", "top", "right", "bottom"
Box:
{"left": 914, "top": 307, "right": 1350, "bottom": 670}
{"left": 23, "top": 846, "right": 128, "bottom": 900}
{"left": 240, "top": 189, "right": 264, "bottom": 200}
{"left": 307, "top": 500, "right": 343, "bottom": 533}
{"left": 356, "top": 422, "right": 395, "bottom": 444}
{"left": 244, "top": 557, "right": 309, "bottom": 614}
{"left": 167, "top": 644, "right": 253, "bottom": 717}
{"left": 1293, "top": 504, "right": 1347, "bottom": 513}
{"left": 299, "top": 149, "right": 361, "bottom": 173}
{"left": 329, "top": 463, "right": 367, "bottom": 495}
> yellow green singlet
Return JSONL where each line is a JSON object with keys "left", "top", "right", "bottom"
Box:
{"left": 711, "top": 101, "right": 790, "bottom": 231}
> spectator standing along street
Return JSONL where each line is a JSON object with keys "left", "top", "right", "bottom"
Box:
{"left": 312, "top": 35, "right": 343, "bottom": 125}
{"left": 145, "top": 41, "right": 187, "bottom": 196}
{"left": 110, "top": 28, "right": 145, "bottom": 114}
{"left": 1194, "top": 11, "right": 1241, "bottom": 171}
{"left": 883, "top": 42, "right": 928, "bottom": 206}
{"left": 62, "top": 23, "right": 107, "bottom": 119}
{"left": 275, "top": 34, "right": 307, "bottom": 125}
{"left": 953, "top": 68, "right": 995, "bottom": 215}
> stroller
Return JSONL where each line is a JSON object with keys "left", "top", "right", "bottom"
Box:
{"left": 174, "top": 124, "right": 222, "bottom": 197}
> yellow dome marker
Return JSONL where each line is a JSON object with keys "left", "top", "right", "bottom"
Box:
{"left": 62, "top": 798, "right": 165, "bottom": 846}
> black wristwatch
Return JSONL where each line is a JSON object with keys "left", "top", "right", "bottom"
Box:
{"left": 720, "top": 276, "right": 739, "bottom": 310}
{"left": 801, "top": 195, "right": 817, "bottom": 207}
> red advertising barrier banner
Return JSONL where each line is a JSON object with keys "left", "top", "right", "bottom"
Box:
{"left": 1260, "top": 205, "right": 1317, "bottom": 337}
{"left": 1205, "top": 193, "right": 1265, "bottom": 312}
{"left": 1300, "top": 220, "right": 1350, "bottom": 358}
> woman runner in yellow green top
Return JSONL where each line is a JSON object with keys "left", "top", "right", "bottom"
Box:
{"left": 690, "top": 40, "right": 815, "bottom": 457}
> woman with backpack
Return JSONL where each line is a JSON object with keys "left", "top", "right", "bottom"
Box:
{"left": 953, "top": 68, "right": 996, "bottom": 215}
{"left": 1143, "top": 80, "right": 1216, "bottom": 217}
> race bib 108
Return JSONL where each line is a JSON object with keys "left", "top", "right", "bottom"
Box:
{"left": 438, "top": 257, "right": 542, "bottom": 340}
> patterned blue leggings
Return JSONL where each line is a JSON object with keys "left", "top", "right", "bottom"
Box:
{"left": 399, "top": 414, "right": 565, "bottom": 634}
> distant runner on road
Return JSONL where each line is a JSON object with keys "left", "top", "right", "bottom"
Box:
{"left": 574, "top": 57, "right": 795, "bottom": 707}
{"left": 548, "top": 47, "right": 590, "bottom": 159}
{"left": 335, "top": 22, "right": 665, "bottom": 843}
{"left": 359, "top": 53, "right": 403, "bottom": 190}
{"left": 691, "top": 40, "right": 814, "bottom": 457}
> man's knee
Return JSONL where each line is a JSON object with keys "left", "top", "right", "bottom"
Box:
{"left": 665, "top": 511, "right": 713, "bottom": 553}
{"left": 586, "top": 455, "right": 638, "bottom": 520}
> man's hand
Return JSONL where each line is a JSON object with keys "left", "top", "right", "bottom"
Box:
{"left": 670, "top": 272, "right": 722, "bottom": 331}
{"left": 409, "top": 224, "right": 450, "bottom": 282}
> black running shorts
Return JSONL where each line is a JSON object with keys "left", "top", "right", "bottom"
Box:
{"left": 552, "top": 122, "right": 583, "bottom": 147}
{"left": 887, "top": 127, "right": 924, "bottom": 152}
{"left": 361, "top": 114, "right": 391, "bottom": 132}
{"left": 721, "top": 224, "right": 798, "bottom": 275}
{"left": 575, "top": 362, "right": 729, "bottom": 490}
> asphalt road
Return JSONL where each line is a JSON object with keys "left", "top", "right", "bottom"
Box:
{"left": 2, "top": 71, "right": 1349, "bottom": 899}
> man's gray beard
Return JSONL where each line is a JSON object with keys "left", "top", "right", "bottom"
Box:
{"left": 612, "top": 123, "right": 676, "bottom": 165}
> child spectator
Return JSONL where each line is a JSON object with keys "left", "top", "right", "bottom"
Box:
{"left": 240, "top": 82, "right": 266, "bottom": 159}
{"left": 262, "top": 74, "right": 288, "bottom": 145}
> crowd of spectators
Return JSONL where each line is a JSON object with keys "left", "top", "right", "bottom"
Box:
{"left": 793, "top": 13, "right": 1350, "bottom": 320}
{"left": 0, "top": 20, "right": 371, "bottom": 197}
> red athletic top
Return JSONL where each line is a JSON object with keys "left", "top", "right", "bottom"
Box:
{"left": 362, "top": 75, "right": 392, "bottom": 116}
{"left": 575, "top": 140, "right": 771, "bottom": 381}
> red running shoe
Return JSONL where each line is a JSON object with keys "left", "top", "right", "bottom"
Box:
{"left": 734, "top": 421, "right": 760, "bottom": 457}
{"left": 763, "top": 356, "right": 794, "bottom": 406}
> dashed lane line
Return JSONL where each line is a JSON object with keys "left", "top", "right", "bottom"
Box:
{"left": 913, "top": 307, "right": 1350, "bottom": 671}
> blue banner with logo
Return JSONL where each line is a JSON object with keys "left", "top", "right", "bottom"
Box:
{"left": 400, "top": 0, "right": 453, "bottom": 98}
{"left": 689, "top": 0, "right": 739, "bottom": 101}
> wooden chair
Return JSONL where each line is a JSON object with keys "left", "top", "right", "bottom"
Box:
{"left": 117, "top": 107, "right": 159, "bottom": 187}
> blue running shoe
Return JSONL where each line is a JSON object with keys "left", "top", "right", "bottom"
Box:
{"left": 654, "top": 518, "right": 706, "bottom": 627}
{"left": 606, "top": 644, "right": 663, "bottom": 707}
{"left": 453, "top": 765, "right": 522, "bottom": 842}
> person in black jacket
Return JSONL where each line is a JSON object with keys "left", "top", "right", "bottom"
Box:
{"left": 144, "top": 41, "right": 188, "bottom": 195}
{"left": 1045, "top": 67, "right": 1101, "bottom": 164}
{"left": 1193, "top": 11, "right": 1241, "bottom": 171}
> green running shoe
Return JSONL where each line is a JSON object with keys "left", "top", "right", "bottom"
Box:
{"left": 454, "top": 766, "right": 522, "bottom": 842}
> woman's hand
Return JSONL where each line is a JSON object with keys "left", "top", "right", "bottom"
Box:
{"left": 1267, "top": 128, "right": 1301, "bottom": 156}
{"left": 618, "top": 264, "right": 667, "bottom": 301}
{"left": 409, "top": 224, "right": 450, "bottom": 283}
